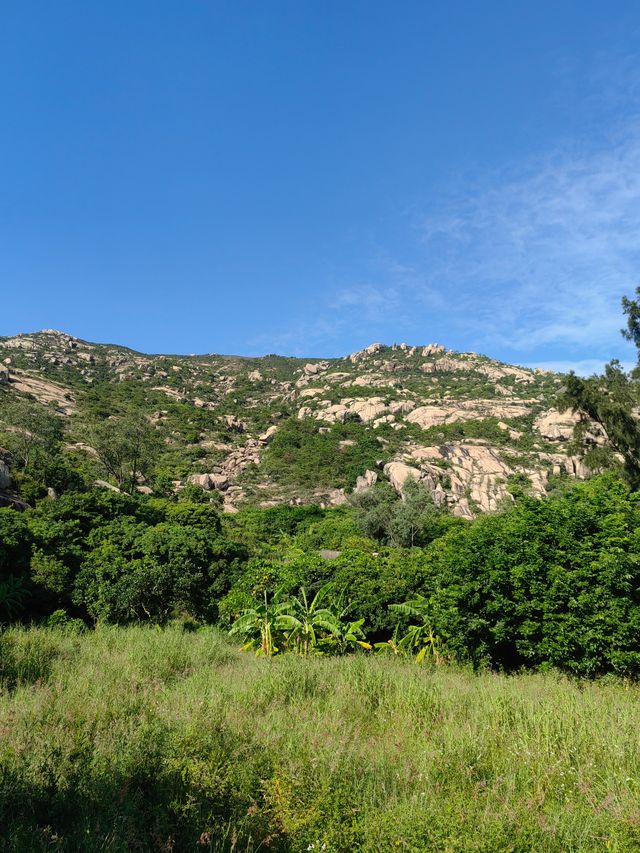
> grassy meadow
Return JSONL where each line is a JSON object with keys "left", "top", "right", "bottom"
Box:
{"left": 1, "top": 625, "right": 639, "bottom": 852}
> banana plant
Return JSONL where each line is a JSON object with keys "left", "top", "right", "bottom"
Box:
{"left": 275, "top": 584, "right": 343, "bottom": 655}
{"left": 229, "top": 589, "right": 287, "bottom": 657}
{"left": 388, "top": 594, "right": 444, "bottom": 664}
{"left": 319, "top": 616, "right": 372, "bottom": 655}
{"left": 374, "top": 625, "right": 403, "bottom": 656}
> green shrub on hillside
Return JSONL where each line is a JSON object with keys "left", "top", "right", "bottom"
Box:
{"left": 421, "top": 473, "right": 640, "bottom": 675}
{"left": 260, "top": 418, "right": 382, "bottom": 489}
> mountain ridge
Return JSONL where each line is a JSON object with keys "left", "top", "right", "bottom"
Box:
{"left": 0, "top": 328, "right": 589, "bottom": 517}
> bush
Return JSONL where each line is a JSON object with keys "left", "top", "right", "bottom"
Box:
{"left": 422, "top": 474, "right": 640, "bottom": 676}
{"left": 261, "top": 418, "right": 382, "bottom": 489}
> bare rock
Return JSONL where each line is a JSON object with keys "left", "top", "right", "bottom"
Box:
{"left": 422, "top": 344, "right": 446, "bottom": 356}
{"left": 384, "top": 461, "right": 423, "bottom": 492}
{"left": 224, "top": 415, "right": 246, "bottom": 432}
{"left": 349, "top": 342, "right": 383, "bottom": 363}
{"left": 188, "top": 472, "right": 230, "bottom": 491}
{"left": 325, "top": 488, "right": 348, "bottom": 506}
{"left": 355, "top": 469, "right": 378, "bottom": 492}
{"left": 258, "top": 425, "right": 278, "bottom": 444}
{"left": 94, "top": 480, "right": 121, "bottom": 492}
{"left": 534, "top": 409, "right": 580, "bottom": 442}
{"left": 407, "top": 400, "right": 530, "bottom": 429}
{"left": 8, "top": 368, "right": 76, "bottom": 413}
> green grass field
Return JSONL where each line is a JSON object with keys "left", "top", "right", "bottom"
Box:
{"left": 1, "top": 626, "right": 639, "bottom": 852}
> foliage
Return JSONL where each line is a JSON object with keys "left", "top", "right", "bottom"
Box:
{"left": 87, "top": 411, "right": 160, "bottom": 493}
{"left": 228, "top": 589, "right": 285, "bottom": 656}
{"left": 274, "top": 584, "right": 342, "bottom": 655}
{"left": 0, "top": 575, "right": 29, "bottom": 622}
{"left": 561, "top": 288, "right": 640, "bottom": 486}
{"left": 351, "top": 478, "right": 459, "bottom": 547}
{"left": 2, "top": 461, "right": 640, "bottom": 677}
{"left": 229, "top": 584, "right": 372, "bottom": 656}
{"left": 0, "top": 396, "right": 63, "bottom": 471}
{"left": 386, "top": 593, "right": 445, "bottom": 663}
{"left": 420, "top": 474, "right": 640, "bottom": 676}
{"left": 261, "top": 417, "right": 382, "bottom": 490}
{"left": 224, "top": 503, "right": 325, "bottom": 549}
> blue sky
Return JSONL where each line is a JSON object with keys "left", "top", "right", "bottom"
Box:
{"left": 3, "top": 1, "right": 640, "bottom": 372}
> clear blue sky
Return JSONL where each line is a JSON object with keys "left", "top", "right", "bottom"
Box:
{"left": 3, "top": 1, "right": 640, "bottom": 372}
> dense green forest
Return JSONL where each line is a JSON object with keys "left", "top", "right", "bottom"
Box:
{"left": 2, "top": 471, "right": 640, "bottom": 677}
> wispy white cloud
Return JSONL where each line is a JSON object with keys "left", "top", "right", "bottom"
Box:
{"left": 419, "top": 125, "right": 640, "bottom": 358}
{"left": 254, "top": 50, "right": 640, "bottom": 363}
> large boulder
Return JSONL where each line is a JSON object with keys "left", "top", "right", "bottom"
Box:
{"left": 407, "top": 400, "right": 530, "bottom": 429}
{"left": 383, "top": 461, "right": 422, "bottom": 493}
{"left": 188, "top": 473, "right": 230, "bottom": 492}
{"left": 354, "top": 469, "right": 378, "bottom": 493}
{"left": 534, "top": 409, "right": 580, "bottom": 442}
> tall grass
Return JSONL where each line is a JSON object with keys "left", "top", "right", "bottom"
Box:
{"left": 1, "top": 625, "right": 639, "bottom": 851}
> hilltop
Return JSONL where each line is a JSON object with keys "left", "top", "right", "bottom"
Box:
{"left": 0, "top": 329, "right": 587, "bottom": 515}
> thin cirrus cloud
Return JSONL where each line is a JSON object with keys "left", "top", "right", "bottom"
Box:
{"left": 419, "top": 124, "right": 640, "bottom": 364}
{"left": 256, "top": 114, "right": 640, "bottom": 371}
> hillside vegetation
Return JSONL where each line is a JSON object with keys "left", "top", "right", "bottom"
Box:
{"left": 0, "top": 331, "right": 579, "bottom": 516}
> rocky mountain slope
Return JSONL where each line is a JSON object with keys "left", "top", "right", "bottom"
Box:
{"left": 0, "top": 330, "right": 589, "bottom": 516}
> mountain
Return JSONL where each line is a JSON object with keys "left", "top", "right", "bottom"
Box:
{"left": 0, "top": 329, "right": 588, "bottom": 516}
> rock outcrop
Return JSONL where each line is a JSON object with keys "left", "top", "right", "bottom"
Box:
{"left": 407, "top": 400, "right": 531, "bottom": 429}
{"left": 299, "top": 396, "right": 415, "bottom": 425}
{"left": 534, "top": 408, "right": 580, "bottom": 441}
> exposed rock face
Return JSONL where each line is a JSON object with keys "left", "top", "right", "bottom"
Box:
{"left": 349, "top": 342, "right": 383, "bottom": 362}
{"left": 323, "top": 488, "right": 348, "bottom": 506}
{"left": 299, "top": 396, "right": 415, "bottom": 425}
{"left": 188, "top": 473, "right": 229, "bottom": 491}
{"left": 380, "top": 439, "right": 594, "bottom": 519}
{"left": 355, "top": 469, "right": 378, "bottom": 492}
{"left": 7, "top": 369, "right": 75, "bottom": 413}
{"left": 407, "top": 400, "right": 531, "bottom": 429}
{"left": 411, "top": 444, "right": 515, "bottom": 515}
{"left": 382, "top": 445, "right": 515, "bottom": 515}
{"left": 422, "top": 344, "right": 446, "bottom": 356}
{"left": 303, "top": 361, "right": 328, "bottom": 375}
{"left": 2, "top": 330, "right": 590, "bottom": 516}
{"left": 258, "top": 425, "right": 278, "bottom": 443}
{"left": 224, "top": 415, "right": 246, "bottom": 432}
{"left": 93, "top": 479, "right": 121, "bottom": 493}
{"left": 151, "top": 386, "right": 186, "bottom": 403}
{"left": 534, "top": 409, "right": 581, "bottom": 441}
{"left": 383, "top": 461, "right": 423, "bottom": 492}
